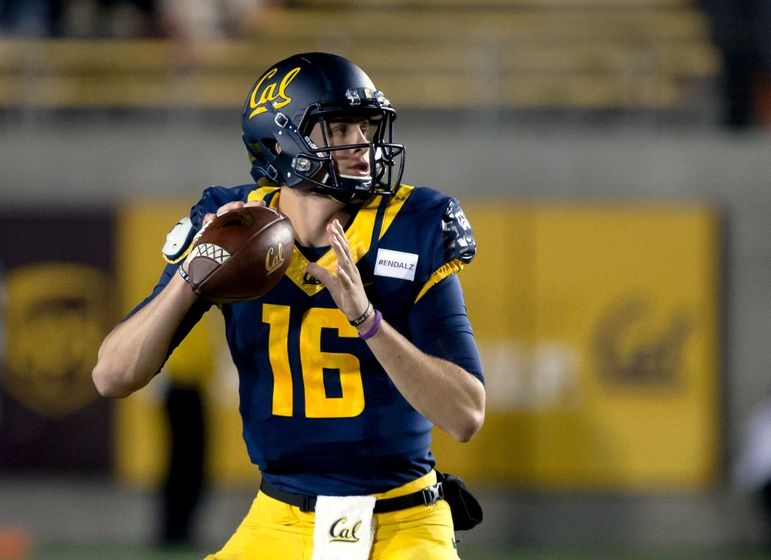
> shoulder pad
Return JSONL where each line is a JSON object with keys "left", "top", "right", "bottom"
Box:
{"left": 162, "top": 216, "right": 196, "bottom": 263}
{"left": 442, "top": 198, "right": 476, "bottom": 264}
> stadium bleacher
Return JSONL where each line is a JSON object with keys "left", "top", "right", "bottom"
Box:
{"left": 0, "top": 0, "right": 719, "bottom": 111}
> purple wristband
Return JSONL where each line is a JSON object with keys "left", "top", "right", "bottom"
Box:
{"left": 359, "top": 309, "right": 382, "bottom": 340}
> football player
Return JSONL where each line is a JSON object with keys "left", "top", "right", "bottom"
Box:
{"left": 92, "top": 52, "right": 485, "bottom": 559}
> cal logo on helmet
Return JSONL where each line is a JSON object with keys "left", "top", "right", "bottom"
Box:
{"left": 248, "top": 66, "right": 301, "bottom": 119}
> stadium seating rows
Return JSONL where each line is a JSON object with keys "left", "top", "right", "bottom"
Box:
{"left": 0, "top": 0, "right": 719, "bottom": 110}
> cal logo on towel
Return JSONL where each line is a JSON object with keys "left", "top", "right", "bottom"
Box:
{"left": 329, "top": 517, "right": 362, "bottom": 542}
{"left": 312, "top": 495, "right": 376, "bottom": 560}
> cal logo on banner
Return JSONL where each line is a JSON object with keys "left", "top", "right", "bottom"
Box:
{"left": 0, "top": 211, "right": 114, "bottom": 472}
{"left": 432, "top": 203, "right": 720, "bottom": 489}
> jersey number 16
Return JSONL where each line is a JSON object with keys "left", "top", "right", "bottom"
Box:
{"left": 262, "top": 304, "right": 365, "bottom": 419}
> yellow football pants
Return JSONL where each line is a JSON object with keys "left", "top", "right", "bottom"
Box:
{"left": 204, "top": 470, "right": 461, "bottom": 560}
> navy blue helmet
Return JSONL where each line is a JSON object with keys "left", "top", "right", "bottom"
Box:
{"left": 241, "top": 52, "right": 405, "bottom": 202}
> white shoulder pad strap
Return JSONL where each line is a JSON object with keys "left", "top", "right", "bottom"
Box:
{"left": 162, "top": 216, "right": 196, "bottom": 263}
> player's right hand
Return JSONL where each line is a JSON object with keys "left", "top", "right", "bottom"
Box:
{"left": 181, "top": 200, "right": 268, "bottom": 279}
{"left": 202, "top": 200, "right": 266, "bottom": 227}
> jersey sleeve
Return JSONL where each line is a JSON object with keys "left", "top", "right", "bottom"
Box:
{"left": 409, "top": 274, "right": 484, "bottom": 383}
{"left": 413, "top": 194, "right": 477, "bottom": 303}
{"left": 440, "top": 197, "right": 476, "bottom": 266}
{"left": 406, "top": 191, "right": 482, "bottom": 380}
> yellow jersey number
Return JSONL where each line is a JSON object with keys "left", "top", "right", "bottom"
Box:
{"left": 262, "top": 304, "right": 365, "bottom": 418}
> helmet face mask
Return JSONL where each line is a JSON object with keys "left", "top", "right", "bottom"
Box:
{"left": 242, "top": 53, "right": 405, "bottom": 203}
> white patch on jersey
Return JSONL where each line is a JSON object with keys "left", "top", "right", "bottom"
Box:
{"left": 374, "top": 248, "right": 418, "bottom": 281}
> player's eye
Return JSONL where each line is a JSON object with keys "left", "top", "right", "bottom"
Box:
{"left": 328, "top": 123, "right": 348, "bottom": 137}
{"left": 327, "top": 120, "right": 375, "bottom": 143}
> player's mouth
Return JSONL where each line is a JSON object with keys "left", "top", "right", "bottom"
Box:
{"left": 339, "top": 160, "right": 371, "bottom": 178}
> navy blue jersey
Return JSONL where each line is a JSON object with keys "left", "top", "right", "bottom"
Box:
{"left": 132, "top": 183, "right": 482, "bottom": 495}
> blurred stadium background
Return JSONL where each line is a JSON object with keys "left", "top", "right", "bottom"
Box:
{"left": 2, "top": 0, "right": 771, "bottom": 558}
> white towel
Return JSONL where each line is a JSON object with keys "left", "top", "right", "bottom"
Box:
{"left": 311, "top": 495, "right": 377, "bottom": 560}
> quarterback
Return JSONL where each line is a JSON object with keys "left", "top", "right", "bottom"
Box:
{"left": 92, "top": 52, "right": 485, "bottom": 559}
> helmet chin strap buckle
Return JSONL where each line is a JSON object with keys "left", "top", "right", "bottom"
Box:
{"left": 266, "top": 165, "right": 279, "bottom": 181}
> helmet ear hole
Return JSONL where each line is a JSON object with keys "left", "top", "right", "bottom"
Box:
{"left": 263, "top": 139, "right": 280, "bottom": 155}
{"left": 246, "top": 140, "right": 275, "bottom": 158}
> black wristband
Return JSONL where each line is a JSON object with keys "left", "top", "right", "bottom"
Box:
{"left": 349, "top": 302, "right": 373, "bottom": 326}
{"left": 178, "top": 265, "right": 192, "bottom": 285}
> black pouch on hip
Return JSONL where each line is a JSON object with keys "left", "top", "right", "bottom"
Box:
{"left": 437, "top": 471, "right": 483, "bottom": 530}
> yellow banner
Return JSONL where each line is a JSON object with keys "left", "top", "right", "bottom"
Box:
{"left": 434, "top": 202, "right": 720, "bottom": 489}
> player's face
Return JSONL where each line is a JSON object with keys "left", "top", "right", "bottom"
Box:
{"left": 308, "top": 116, "right": 376, "bottom": 180}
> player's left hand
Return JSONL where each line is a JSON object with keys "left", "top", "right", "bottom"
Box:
{"left": 305, "top": 219, "right": 370, "bottom": 322}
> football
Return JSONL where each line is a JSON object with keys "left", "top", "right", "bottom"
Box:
{"left": 186, "top": 205, "right": 294, "bottom": 303}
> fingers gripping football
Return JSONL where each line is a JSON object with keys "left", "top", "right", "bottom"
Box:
{"left": 182, "top": 201, "right": 266, "bottom": 267}
{"left": 184, "top": 205, "right": 294, "bottom": 303}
